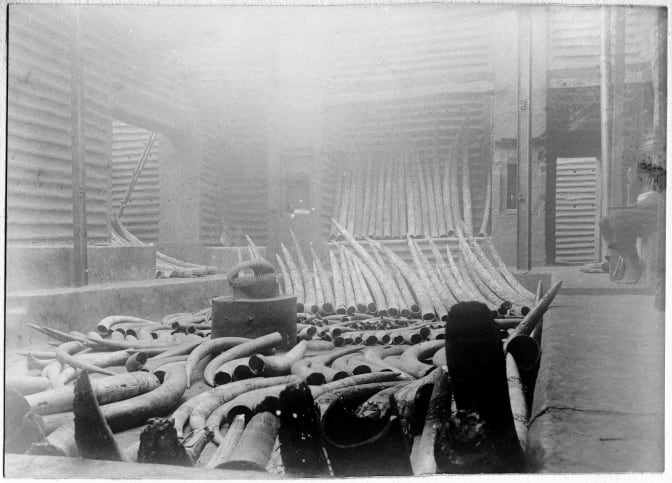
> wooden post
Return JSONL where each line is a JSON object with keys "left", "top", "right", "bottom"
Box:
{"left": 516, "top": 7, "right": 532, "bottom": 271}
{"left": 598, "top": 6, "right": 613, "bottom": 261}
{"left": 70, "top": 7, "right": 88, "bottom": 286}
{"left": 653, "top": 8, "right": 667, "bottom": 310}
{"left": 610, "top": 7, "right": 626, "bottom": 208}
{"left": 264, "top": 41, "right": 281, "bottom": 263}
{"left": 653, "top": 8, "right": 667, "bottom": 138}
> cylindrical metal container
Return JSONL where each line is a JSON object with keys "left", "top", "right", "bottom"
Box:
{"left": 211, "top": 295, "right": 297, "bottom": 350}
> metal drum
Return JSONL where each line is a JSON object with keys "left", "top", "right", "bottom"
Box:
{"left": 211, "top": 259, "right": 296, "bottom": 350}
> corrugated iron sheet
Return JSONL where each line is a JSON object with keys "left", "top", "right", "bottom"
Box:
{"left": 111, "top": 121, "right": 159, "bottom": 243}
{"left": 547, "top": 83, "right": 652, "bottom": 138}
{"left": 325, "top": 90, "right": 493, "bottom": 237}
{"left": 547, "top": 6, "right": 658, "bottom": 88}
{"left": 7, "top": 6, "right": 110, "bottom": 245}
{"left": 322, "top": 6, "right": 496, "bottom": 240}
{"left": 106, "top": 30, "right": 190, "bottom": 129}
{"left": 199, "top": 110, "right": 228, "bottom": 247}
{"left": 318, "top": 151, "right": 338, "bottom": 241}
{"left": 9, "top": 6, "right": 259, "bottom": 251}
{"left": 555, "top": 157, "right": 599, "bottom": 264}
{"left": 7, "top": 6, "right": 198, "bottom": 248}
{"left": 80, "top": 12, "right": 113, "bottom": 245}
{"left": 220, "top": 101, "right": 269, "bottom": 246}
{"left": 325, "top": 6, "right": 497, "bottom": 97}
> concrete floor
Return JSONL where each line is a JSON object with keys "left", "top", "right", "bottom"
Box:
{"left": 527, "top": 267, "right": 665, "bottom": 472}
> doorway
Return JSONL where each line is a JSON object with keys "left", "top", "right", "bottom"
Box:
{"left": 554, "top": 157, "right": 599, "bottom": 264}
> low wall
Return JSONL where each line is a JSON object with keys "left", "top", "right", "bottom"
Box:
{"left": 6, "top": 275, "right": 231, "bottom": 349}
{"left": 6, "top": 245, "right": 157, "bottom": 291}
{"left": 203, "top": 246, "right": 267, "bottom": 272}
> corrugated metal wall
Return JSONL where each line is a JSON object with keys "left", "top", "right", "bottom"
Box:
{"left": 106, "top": 18, "right": 191, "bottom": 132}
{"left": 9, "top": 5, "right": 657, "bottom": 259}
{"left": 198, "top": 111, "right": 228, "bottom": 247}
{"left": 111, "top": 121, "right": 160, "bottom": 243}
{"left": 80, "top": 9, "right": 114, "bottom": 245}
{"left": 7, "top": 6, "right": 217, "bottom": 250}
{"left": 555, "top": 157, "right": 599, "bottom": 263}
{"left": 106, "top": 17, "right": 216, "bottom": 248}
{"left": 7, "top": 6, "right": 111, "bottom": 245}
{"left": 326, "top": 5, "right": 500, "bottom": 96}
{"left": 547, "top": 6, "right": 657, "bottom": 88}
{"left": 220, "top": 101, "right": 269, "bottom": 245}
{"left": 318, "top": 151, "right": 339, "bottom": 240}
{"left": 105, "top": 11, "right": 266, "bottom": 249}
{"left": 328, "top": 91, "right": 493, "bottom": 235}
{"left": 175, "top": 36, "right": 275, "bottom": 247}
{"left": 324, "top": 7, "right": 497, "bottom": 239}
{"left": 546, "top": 6, "right": 656, "bottom": 160}
{"left": 326, "top": 92, "right": 493, "bottom": 239}
{"left": 546, "top": 6, "right": 658, "bottom": 263}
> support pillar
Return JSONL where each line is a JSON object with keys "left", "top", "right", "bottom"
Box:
{"left": 598, "top": 6, "right": 613, "bottom": 261}
{"left": 610, "top": 7, "right": 626, "bottom": 208}
{"left": 70, "top": 7, "right": 88, "bottom": 286}
{"left": 158, "top": 132, "right": 204, "bottom": 262}
{"left": 517, "top": 7, "right": 533, "bottom": 271}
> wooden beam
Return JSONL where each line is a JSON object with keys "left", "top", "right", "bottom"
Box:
{"left": 70, "top": 7, "right": 88, "bottom": 287}
{"left": 653, "top": 8, "right": 667, "bottom": 310}
{"left": 112, "top": 92, "right": 190, "bottom": 138}
{"left": 598, "top": 5, "right": 613, "bottom": 261}
{"left": 516, "top": 7, "right": 532, "bottom": 271}
{"left": 265, "top": 78, "right": 282, "bottom": 263}
{"left": 653, "top": 8, "right": 667, "bottom": 137}
{"left": 610, "top": 7, "right": 626, "bottom": 208}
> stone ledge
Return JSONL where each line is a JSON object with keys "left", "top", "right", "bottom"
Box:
{"left": 511, "top": 271, "right": 552, "bottom": 294}
{"left": 6, "top": 245, "right": 156, "bottom": 291}
{"left": 5, "top": 275, "right": 230, "bottom": 349}
{"left": 204, "top": 246, "right": 267, "bottom": 272}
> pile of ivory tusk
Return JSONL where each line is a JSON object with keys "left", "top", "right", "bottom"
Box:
{"left": 6, "top": 308, "right": 215, "bottom": 398}
{"left": 110, "top": 217, "right": 217, "bottom": 279}
{"left": 278, "top": 221, "right": 535, "bottom": 320}
{"left": 329, "top": 125, "right": 492, "bottom": 240}
{"left": 5, "top": 278, "right": 562, "bottom": 475}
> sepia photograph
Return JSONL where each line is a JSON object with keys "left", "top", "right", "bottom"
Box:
{"left": 2, "top": 0, "right": 668, "bottom": 478}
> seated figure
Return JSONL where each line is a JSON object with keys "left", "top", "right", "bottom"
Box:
{"left": 599, "top": 190, "right": 661, "bottom": 283}
{"left": 598, "top": 133, "right": 665, "bottom": 284}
